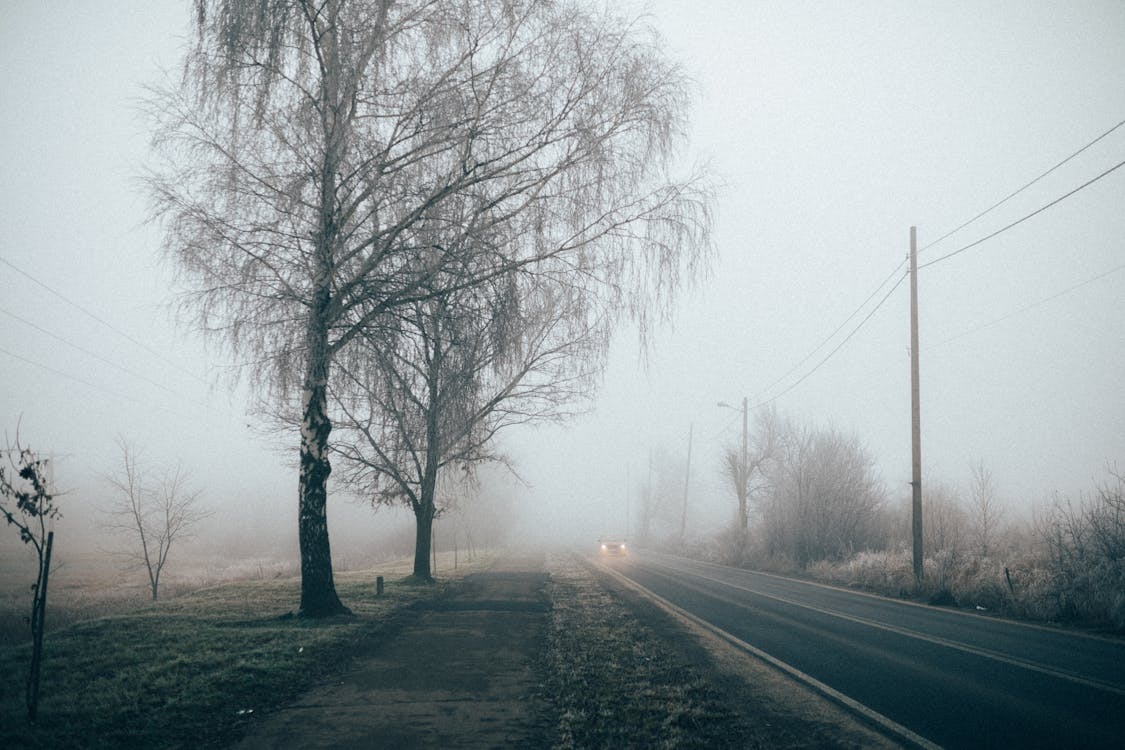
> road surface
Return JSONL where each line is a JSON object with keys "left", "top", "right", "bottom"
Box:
{"left": 604, "top": 551, "right": 1125, "bottom": 749}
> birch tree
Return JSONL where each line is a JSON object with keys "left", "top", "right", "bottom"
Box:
{"left": 149, "top": 0, "right": 710, "bottom": 615}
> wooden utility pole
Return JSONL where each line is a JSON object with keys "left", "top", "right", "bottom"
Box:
{"left": 910, "top": 226, "right": 924, "bottom": 581}
{"left": 680, "top": 424, "right": 693, "bottom": 542}
{"left": 741, "top": 395, "right": 748, "bottom": 515}
{"left": 625, "top": 465, "right": 630, "bottom": 538}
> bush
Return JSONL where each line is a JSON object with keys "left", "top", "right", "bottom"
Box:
{"left": 949, "top": 556, "right": 1009, "bottom": 612}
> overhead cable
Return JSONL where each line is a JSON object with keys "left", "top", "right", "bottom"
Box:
{"left": 0, "top": 344, "right": 143, "bottom": 405}
{"left": 0, "top": 305, "right": 185, "bottom": 399}
{"left": 753, "top": 269, "right": 908, "bottom": 410}
{"left": 919, "top": 157, "right": 1125, "bottom": 270}
{"left": 0, "top": 345, "right": 201, "bottom": 421}
{"left": 922, "top": 117, "right": 1125, "bottom": 252}
{"left": 756, "top": 257, "right": 907, "bottom": 402}
{"left": 0, "top": 255, "right": 206, "bottom": 384}
{"left": 928, "top": 261, "right": 1125, "bottom": 349}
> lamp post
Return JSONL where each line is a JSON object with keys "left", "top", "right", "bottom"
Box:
{"left": 718, "top": 397, "right": 749, "bottom": 531}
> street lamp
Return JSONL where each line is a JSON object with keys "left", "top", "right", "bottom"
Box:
{"left": 718, "top": 397, "right": 749, "bottom": 531}
{"left": 717, "top": 397, "right": 748, "bottom": 472}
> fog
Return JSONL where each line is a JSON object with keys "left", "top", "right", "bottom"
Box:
{"left": 2, "top": 2, "right": 1124, "bottom": 569}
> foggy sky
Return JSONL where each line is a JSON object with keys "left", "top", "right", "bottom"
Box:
{"left": 2, "top": 1, "right": 1123, "bottom": 550}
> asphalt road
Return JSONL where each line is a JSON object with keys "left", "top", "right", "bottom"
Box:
{"left": 605, "top": 551, "right": 1125, "bottom": 749}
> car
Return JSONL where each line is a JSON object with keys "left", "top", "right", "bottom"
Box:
{"left": 599, "top": 538, "right": 627, "bottom": 556}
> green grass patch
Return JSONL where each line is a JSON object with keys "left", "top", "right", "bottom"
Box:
{"left": 0, "top": 556, "right": 493, "bottom": 749}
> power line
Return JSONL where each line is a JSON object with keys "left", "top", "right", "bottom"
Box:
{"left": 757, "top": 257, "right": 907, "bottom": 400}
{"left": 752, "top": 268, "right": 908, "bottom": 410}
{"left": 927, "top": 261, "right": 1125, "bottom": 350}
{"left": 0, "top": 255, "right": 206, "bottom": 385}
{"left": 0, "top": 344, "right": 143, "bottom": 406}
{"left": 0, "top": 345, "right": 200, "bottom": 421}
{"left": 0, "top": 305, "right": 185, "bottom": 399}
{"left": 922, "top": 117, "right": 1125, "bottom": 253}
{"left": 708, "top": 410, "right": 742, "bottom": 444}
{"left": 919, "top": 157, "right": 1125, "bottom": 271}
{"left": 731, "top": 125, "right": 1125, "bottom": 416}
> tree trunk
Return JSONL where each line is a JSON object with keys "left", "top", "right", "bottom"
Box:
{"left": 297, "top": 297, "right": 349, "bottom": 616}
{"left": 296, "top": 5, "right": 349, "bottom": 617}
{"left": 413, "top": 502, "right": 435, "bottom": 579}
{"left": 26, "top": 531, "right": 52, "bottom": 723}
{"left": 412, "top": 305, "right": 444, "bottom": 580}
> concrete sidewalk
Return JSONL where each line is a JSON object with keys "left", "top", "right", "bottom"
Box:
{"left": 235, "top": 555, "right": 553, "bottom": 749}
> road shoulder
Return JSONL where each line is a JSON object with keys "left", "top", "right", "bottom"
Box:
{"left": 582, "top": 554, "right": 904, "bottom": 749}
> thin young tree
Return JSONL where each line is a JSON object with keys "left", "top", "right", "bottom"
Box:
{"left": 1, "top": 434, "right": 60, "bottom": 723}
{"left": 104, "top": 439, "right": 208, "bottom": 601}
{"left": 969, "top": 459, "right": 1003, "bottom": 558}
{"left": 149, "top": 1, "right": 710, "bottom": 614}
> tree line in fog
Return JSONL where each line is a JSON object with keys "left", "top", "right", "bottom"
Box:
{"left": 635, "top": 407, "right": 1125, "bottom": 631}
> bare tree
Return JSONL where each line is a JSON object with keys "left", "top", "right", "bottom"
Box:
{"left": 759, "top": 423, "right": 886, "bottom": 567}
{"left": 969, "top": 459, "right": 1003, "bottom": 558}
{"left": 1, "top": 433, "right": 60, "bottom": 723}
{"left": 1036, "top": 464, "right": 1125, "bottom": 624}
{"left": 1087, "top": 463, "right": 1125, "bottom": 563}
{"left": 331, "top": 269, "right": 598, "bottom": 579}
{"left": 721, "top": 406, "right": 782, "bottom": 535}
{"left": 104, "top": 439, "right": 208, "bottom": 601}
{"left": 434, "top": 465, "right": 516, "bottom": 565}
{"left": 922, "top": 482, "right": 968, "bottom": 558}
{"left": 635, "top": 443, "right": 692, "bottom": 546}
{"left": 149, "top": 0, "right": 710, "bottom": 615}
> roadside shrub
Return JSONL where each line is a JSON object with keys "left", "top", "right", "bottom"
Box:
{"left": 802, "top": 549, "right": 916, "bottom": 599}
{"left": 1031, "top": 467, "right": 1125, "bottom": 630}
{"left": 949, "top": 556, "right": 1009, "bottom": 612}
{"left": 706, "top": 523, "right": 748, "bottom": 566}
{"left": 848, "top": 549, "right": 915, "bottom": 596}
{"left": 692, "top": 464, "right": 1125, "bottom": 632}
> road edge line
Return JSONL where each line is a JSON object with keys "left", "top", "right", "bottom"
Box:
{"left": 651, "top": 551, "right": 1123, "bottom": 645}
{"left": 593, "top": 558, "right": 943, "bottom": 750}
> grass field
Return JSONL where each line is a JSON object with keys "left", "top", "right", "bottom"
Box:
{"left": 0, "top": 552, "right": 489, "bottom": 749}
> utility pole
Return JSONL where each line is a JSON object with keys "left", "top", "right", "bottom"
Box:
{"left": 741, "top": 396, "right": 748, "bottom": 525}
{"left": 625, "top": 464, "right": 630, "bottom": 539}
{"left": 680, "top": 423, "right": 693, "bottom": 542}
{"left": 910, "top": 226, "right": 924, "bottom": 581}
{"left": 719, "top": 398, "right": 751, "bottom": 530}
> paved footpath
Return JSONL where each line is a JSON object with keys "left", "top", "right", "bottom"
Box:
{"left": 235, "top": 555, "right": 553, "bottom": 749}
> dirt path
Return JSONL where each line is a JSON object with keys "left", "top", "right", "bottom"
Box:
{"left": 233, "top": 552, "right": 899, "bottom": 749}
{"left": 234, "top": 554, "right": 553, "bottom": 749}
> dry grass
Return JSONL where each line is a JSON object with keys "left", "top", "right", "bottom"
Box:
{"left": 804, "top": 548, "right": 1125, "bottom": 632}
{"left": 542, "top": 556, "right": 754, "bottom": 749}
{"left": 0, "top": 550, "right": 491, "bottom": 749}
